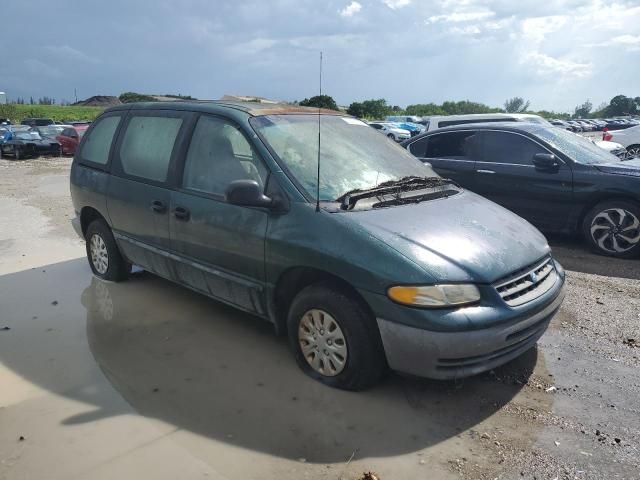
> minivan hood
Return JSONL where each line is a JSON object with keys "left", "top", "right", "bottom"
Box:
{"left": 594, "top": 158, "right": 640, "bottom": 176}
{"left": 347, "top": 191, "right": 549, "bottom": 283}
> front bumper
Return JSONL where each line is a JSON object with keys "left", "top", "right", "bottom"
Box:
{"left": 374, "top": 267, "right": 566, "bottom": 380}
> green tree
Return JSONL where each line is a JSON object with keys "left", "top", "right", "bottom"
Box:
{"left": 504, "top": 97, "right": 530, "bottom": 113}
{"left": 346, "top": 102, "right": 366, "bottom": 118}
{"left": 405, "top": 103, "right": 445, "bottom": 116}
{"left": 573, "top": 100, "right": 593, "bottom": 118}
{"left": 299, "top": 95, "right": 338, "bottom": 110}
{"left": 605, "top": 95, "right": 638, "bottom": 116}
{"left": 346, "top": 99, "right": 391, "bottom": 119}
{"left": 119, "top": 92, "right": 158, "bottom": 103}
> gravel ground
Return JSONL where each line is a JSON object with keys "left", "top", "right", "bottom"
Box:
{"left": 0, "top": 157, "right": 638, "bottom": 480}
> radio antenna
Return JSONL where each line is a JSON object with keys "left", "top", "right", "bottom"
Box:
{"left": 315, "top": 51, "right": 323, "bottom": 212}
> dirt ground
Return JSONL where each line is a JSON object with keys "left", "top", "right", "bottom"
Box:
{"left": 0, "top": 158, "right": 638, "bottom": 480}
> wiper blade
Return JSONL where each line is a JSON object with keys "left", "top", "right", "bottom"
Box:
{"left": 335, "top": 176, "right": 457, "bottom": 210}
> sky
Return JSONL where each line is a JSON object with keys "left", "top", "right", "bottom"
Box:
{"left": 1, "top": 0, "right": 639, "bottom": 113}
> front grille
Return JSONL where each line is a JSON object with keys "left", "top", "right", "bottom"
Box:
{"left": 494, "top": 257, "right": 557, "bottom": 307}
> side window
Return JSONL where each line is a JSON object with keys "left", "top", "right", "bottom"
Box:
{"left": 424, "top": 131, "right": 479, "bottom": 159}
{"left": 79, "top": 116, "right": 121, "bottom": 165}
{"left": 408, "top": 137, "right": 429, "bottom": 158}
{"left": 182, "top": 116, "right": 267, "bottom": 196}
{"left": 481, "top": 131, "right": 546, "bottom": 165}
{"left": 119, "top": 116, "right": 183, "bottom": 182}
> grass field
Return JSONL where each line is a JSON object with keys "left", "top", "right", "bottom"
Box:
{"left": 0, "top": 104, "right": 104, "bottom": 123}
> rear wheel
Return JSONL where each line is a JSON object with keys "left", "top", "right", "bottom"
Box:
{"left": 583, "top": 200, "right": 640, "bottom": 258}
{"left": 287, "top": 283, "right": 386, "bottom": 390}
{"left": 387, "top": 133, "right": 395, "bottom": 141}
{"left": 14, "top": 146, "right": 21, "bottom": 160}
{"left": 85, "top": 219, "right": 131, "bottom": 281}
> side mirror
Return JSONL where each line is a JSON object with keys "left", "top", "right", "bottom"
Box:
{"left": 533, "top": 153, "right": 558, "bottom": 169}
{"left": 225, "top": 180, "right": 273, "bottom": 208}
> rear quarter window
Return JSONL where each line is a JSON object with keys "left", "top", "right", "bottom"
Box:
{"left": 79, "top": 116, "right": 121, "bottom": 165}
{"left": 119, "top": 116, "right": 183, "bottom": 182}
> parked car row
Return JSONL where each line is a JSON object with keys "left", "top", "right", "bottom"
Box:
{"left": 550, "top": 118, "right": 640, "bottom": 132}
{"left": 0, "top": 122, "right": 90, "bottom": 159}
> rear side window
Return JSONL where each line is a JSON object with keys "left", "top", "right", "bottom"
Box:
{"left": 408, "top": 137, "right": 429, "bottom": 157}
{"left": 119, "top": 116, "right": 183, "bottom": 182}
{"left": 424, "top": 131, "right": 480, "bottom": 159}
{"left": 481, "top": 131, "right": 547, "bottom": 165}
{"left": 80, "top": 116, "right": 121, "bottom": 165}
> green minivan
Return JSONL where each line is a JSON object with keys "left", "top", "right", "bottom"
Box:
{"left": 70, "top": 101, "right": 566, "bottom": 390}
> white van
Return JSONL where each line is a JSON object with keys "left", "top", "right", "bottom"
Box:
{"left": 424, "top": 113, "right": 551, "bottom": 132}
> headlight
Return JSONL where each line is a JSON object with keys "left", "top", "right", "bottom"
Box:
{"left": 387, "top": 284, "right": 480, "bottom": 308}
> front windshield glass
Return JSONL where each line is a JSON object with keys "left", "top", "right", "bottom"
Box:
{"left": 38, "top": 126, "right": 63, "bottom": 136}
{"left": 535, "top": 127, "right": 620, "bottom": 165}
{"left": 250, "top": 114, "right": 438, "bottom": 201}
{"left": 15, "top": 131, "right": 42, "bottom": 140}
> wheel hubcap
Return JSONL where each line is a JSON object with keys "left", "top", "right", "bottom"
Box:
{"left": 90, "top": 234, "right": 109, "bottom": 274}
{"left": 590, "top": 208, "right": 640, "bottom": 253}
{"left": 298, "top": 309, "right": 347, "bottom": 377}
{"left": 627, "top": 147, "right": 640, "bottom": 158}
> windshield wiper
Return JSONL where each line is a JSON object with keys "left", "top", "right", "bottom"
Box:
{"left": 335, "top": 176, "right": 458, "bottom": 210}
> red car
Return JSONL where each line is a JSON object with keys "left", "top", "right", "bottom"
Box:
{"left": 57, "top": 125, "right": 89, "bottom": 155}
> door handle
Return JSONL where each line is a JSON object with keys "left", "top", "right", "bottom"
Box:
{"left": 174, "top": 206, "right": 190, "bottom": 221}
{"left": 150, "top": 200, "right": 167, "bottom": 213}
{"left": 477, "top": 169, "right": 496, "bottom": 174}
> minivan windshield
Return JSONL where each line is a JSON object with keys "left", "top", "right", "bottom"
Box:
{"left": 250, "top": 114, "right": 439, "bottom": 201}
{"left": 534, "top": 127, "right": 621, "bottom": 165}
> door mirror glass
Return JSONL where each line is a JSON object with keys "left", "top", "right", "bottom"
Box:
{"left": 225, "top": 180, "right": 273, "bottom": 208}
{"left": 533, "top": 153, "right": 558, "bottom": 169}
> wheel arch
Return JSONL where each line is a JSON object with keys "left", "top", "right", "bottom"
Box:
{"left": 80, "top": 206, "right": 108, "bottom": 238}
{"left": 271, "top": 266, "right": 375, "bottom": 336}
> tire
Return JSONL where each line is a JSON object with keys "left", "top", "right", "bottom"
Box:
{"left": 582, "top": 200, "right": 640, "bottom": 258}
{"left": 85, "top": 219, "right": 131, "bottom": 281}
{"left": 626, "top": 144, "right": 640, "bottom": 159}
{"left": 387, "top": 133, "right": 395, "bottom": 141}
{"left": 14, "top": 146, "right": 20, "bottom": 160}
{"left": 287, "top": 283, "right": 386, "bottom": 390}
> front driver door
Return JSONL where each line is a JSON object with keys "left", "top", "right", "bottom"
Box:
{"left": 407, "top": 130, "right": 480, "bottom": 188}
{"left": 473, "top": 130, "right": 574, "bottom": 232}
{"left": 170, "top": 114, "right": 270, "bottom": 316}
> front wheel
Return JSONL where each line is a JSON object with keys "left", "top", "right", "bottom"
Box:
{"left": 85, "top": 219, "right": 131, "bottom": 281}
{"left": 14, "top": 146, "right": 21, "bottom": 160}
{"left": 626, "top": 144, "right": 640, "bottom": 159}
{"left": 583, "top": 200, "right": 640, "bottom": 258}
{"left": 287, "top": 283, "right": 386, "bottom": 390}
{"left": 386, "top": 133, "right": 395, "bottom": 141}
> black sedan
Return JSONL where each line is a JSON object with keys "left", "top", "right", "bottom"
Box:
{"left": 402, "top": 123, "right": 640, "bottom": 258}
{"left": 0, "top": 130, "right": 61, "bottom": 160}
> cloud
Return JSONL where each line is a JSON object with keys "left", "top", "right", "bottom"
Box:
{"left": 0, "top": 0, "right": 638, "bottom": 111}
{"left": 339, "top": 1, "right": 362, "bottom": 17}
{"left": 427, "top": 11, "right": 494, "bottom": 23}
{"left": 523, "top": 52, "right": 592, "bottom": 78}
{"left": 43, "top": 45, "right": 99, "bottom": 64}
{"left": 382, "top": 0, "right": 411, "bottom": 9}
